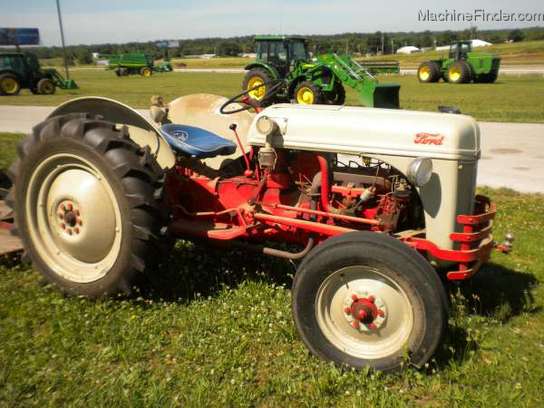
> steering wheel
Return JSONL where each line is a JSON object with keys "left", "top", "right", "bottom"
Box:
{"left": 220, "top": 79, "right": 284, "bottom": 115}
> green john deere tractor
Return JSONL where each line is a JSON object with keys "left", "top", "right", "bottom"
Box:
{"left": 418, "top": 41, "right": 501, "bottom": 84}
{"left": 242, "top": 35, "right": 400, "bottom": 108}
{"left": 0, "top": 52, "right": 78, "bottom": 95}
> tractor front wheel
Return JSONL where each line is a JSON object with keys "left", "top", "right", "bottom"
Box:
{"left": 324, "top": 82, "right": 346, "bottom": 105}
{"left": 417, "top": 61, "right": 441, "bottom": 83}
{"left": 446, "top": 61, "right": 472, "bottom": 84}
{"left": 0, "top": 74, "right": 21, "bottom": 96}
{"left": 37, "top": 78, "right": 56, "bottom": 95}
{"left": 7, "top": 114, "right": 165, "bottom": 297}
{"left": 294, "top": 81, "right": 322, "bottom": 105}
{"left": 140, "top": 67, "right": 153, "bottom": 77}
{"left": 292, "top": 231, "right": 447, "bottom": 372}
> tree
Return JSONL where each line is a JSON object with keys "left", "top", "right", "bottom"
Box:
{"left": 216, "top": 41, "right": 242, "bottom": 57}
{"left": 75, "top": 48, "right": 93, "bottom": 64}
{"left": 508, "top": 29, "right": 525, "bottom": 42}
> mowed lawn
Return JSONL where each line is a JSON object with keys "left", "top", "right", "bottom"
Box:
{"left": 0, "top": 133, "right": 543, "bottom": 406}
{"left": 0, "top": 70, "right": 543, "bottom": 123}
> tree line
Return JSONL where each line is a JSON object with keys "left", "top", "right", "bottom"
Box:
{"left": 2, "top": 26, "right": 543, "bottom": 63}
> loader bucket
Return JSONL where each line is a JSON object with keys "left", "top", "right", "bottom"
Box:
{"left": 371, "top": 83, "right": 400, "bottom": 109}
{"left": 61, "top": 79, "right": 79, "bottom": 90}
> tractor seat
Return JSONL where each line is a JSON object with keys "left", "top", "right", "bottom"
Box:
{"left": 159, "top": 124, "right": 237, "bottom": 159}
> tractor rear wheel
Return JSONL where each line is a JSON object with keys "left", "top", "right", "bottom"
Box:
{"left": 140, "top": 67, "right": 153, "bottom": 77}
{"left": 7, "top": 113, "right": 165, "bottom": 297}
{"left": 417, "top": 61, "right": 441, "bottom": 83}
{"left": 37, "top": 78, "right": 56, "bottom": 95}
{"left": 0, "top": 74, "right": 21, "bottom": 96}
{"left": 294, "top": 81, "right": 322, "bottom": 105}
{"left": 446, "top": 61, "right": 472, "bottom": 84}
{"left": 292, "top": 231, "right": 447, "bottom": 372}
{"left": 242, "top": 69, "right": 274, "bottom": 103}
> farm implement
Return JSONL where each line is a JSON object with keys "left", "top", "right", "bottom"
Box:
{"left": 100, "top": 53, "right": 173, "bottom": 77}
{"left": 242, "top": 35, "right": 400, "bottom": 108}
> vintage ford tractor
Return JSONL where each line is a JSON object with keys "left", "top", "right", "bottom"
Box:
{"left": 6, "top": 83, "right": 497, "bottom": 372}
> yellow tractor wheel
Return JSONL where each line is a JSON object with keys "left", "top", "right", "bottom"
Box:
{"left": 417, "top": 62, "right": 440, "bottom": 83}
{"left": 140, "top": 67, "right": 153, "bottom": 77}
{"left": 446, "top": 61, "right": 471, "bottom": 84}
{"left": 294, "top": 81, "right": 322, "bottom": 105}
{"left": 242, "top": 69, "right": 274, "bottom": 102}
{"left": 0, "top": 74, "right": 21, "bottom": 96}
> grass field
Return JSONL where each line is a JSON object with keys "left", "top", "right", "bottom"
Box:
{"left": 1, "top": 133, "right": 543, "bottom": 406}
{"left": 0, "top": 70, "right": 543, "bottom": 123}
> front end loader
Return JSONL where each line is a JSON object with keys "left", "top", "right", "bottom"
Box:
{"left": 242, "top": 35, "right": 400, "bottom": 108}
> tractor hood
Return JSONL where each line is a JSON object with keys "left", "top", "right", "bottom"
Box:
{"left": 247, "top": 104, "right": 480, "bottom": 161}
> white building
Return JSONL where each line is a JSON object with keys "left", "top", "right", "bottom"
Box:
{"left": 396, "top": 46, "right": 420, "bottom": 55}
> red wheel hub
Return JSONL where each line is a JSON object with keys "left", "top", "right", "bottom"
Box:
{"left": 344, "top": 293, "right": 386, "bottom": 330}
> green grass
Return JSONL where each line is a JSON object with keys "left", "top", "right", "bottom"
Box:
{"left": 1, "top": 70, "right": 543, "bottom": 122}
{"left": 1, "top": 133, "right": 544, "bottom": 406}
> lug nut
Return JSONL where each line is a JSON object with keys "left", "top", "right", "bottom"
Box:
{"left": 58, "top": 213, "right": 64, "bottom": 219}
{"left": 67, "top": 229, "right": 73, "bottom": 235}
{"left": 67, "top": 203, "right": 73, "bottom": 211}
{"left": 351, "top": 294, "right": 359, "bottom": 301}
{"left": 351, "top": 321, "right": 360, "bottom": 329}
{"left": 77, "top": 219, "right": 83, "bottom": 226}
{"left": 61, "top": 223, "right": 66, "bottom": 230}
{"left": 367, "top": 296, "right": 375, "bottom": 303}
{"left": 367, "top": 323, "right": 377, "bottom": 330}
{"left": 377, "top": 309, "right": 385, "bottom": 317}
{"left": 75, "top": 210, "right": 80, "bottom": 216}
{"left": 74, "top": 227, "right": 80, "bottom": 234}
{"left": 344, "top": 307, "right": 352, "bottom": 314}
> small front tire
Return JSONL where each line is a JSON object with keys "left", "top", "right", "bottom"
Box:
{"left": 292, "top": 231, "right": 447, "bottom": 372}
{"left": 36, "top": 78, "right": 56, "bottom": 95}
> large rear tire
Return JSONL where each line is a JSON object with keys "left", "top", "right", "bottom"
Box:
{"left": 324, "top": 81, "right": 346, "bottom": 105}
{"left": 417, "top": 61, "right": 441, "bottom": 83}
{"left": 6, "top": 113, "right": 165, "bottom": 297}
{"left": 446, "top": 61, "right": 472, "bottom": 84}
{"left": 242, "top": 68, "right": 274, "bottom": 103}
{"left": 0, "top": 74, "right": 21, "bottom": 96}
{"left": 292, "top": 231, "right": 447, "bottom": 372}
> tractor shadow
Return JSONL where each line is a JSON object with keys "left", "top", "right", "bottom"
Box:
{"left": 432, "top": 262, "right": 539, "bottom": 369}
{"left": 136, "top": 239, "right": 295, "bottom": 302}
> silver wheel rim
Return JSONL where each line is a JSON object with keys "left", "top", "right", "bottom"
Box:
{"left": 26, "top": 153, "right": 123, "bottom": 283}
{"left": 315, "top": 265, "right": 414, "bottom": 360}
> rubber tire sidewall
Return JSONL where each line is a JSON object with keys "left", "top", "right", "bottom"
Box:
{"left": 447, "top": 61, "right": 472, "bottom": 84}
{"left": 242, "top": 68, "right": 274, "bottom": 102}
{"left": 417, "top": 62, "right": 440, "bottom": 83}
{"left": 15, "top": 135, "right": 137, "bottom": 297}
{"left": 0, "top": 74, "right": 21, "bottom": 95}
{"left": 37, "top": 78, "right": 56, "bottom": 95}
{"left": 293, "top": 80, "right": 323, "bottom": 105}
{"left": 292, "top": 231, "right": 447, "bottom": 372}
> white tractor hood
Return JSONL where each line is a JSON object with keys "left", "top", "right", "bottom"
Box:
{"left": 247, "top": 104, "right": 481, "bottom": 161}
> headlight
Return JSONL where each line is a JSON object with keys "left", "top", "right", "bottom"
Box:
{"left": 407, "top": 157, "right": 433, "bottom": 187}
{"left": 256, "top": 116, "right": 278, "bottom": 136}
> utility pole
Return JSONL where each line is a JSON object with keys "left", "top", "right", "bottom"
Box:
{"left": 55, "top": 0, "right": 70, "bottom": 80}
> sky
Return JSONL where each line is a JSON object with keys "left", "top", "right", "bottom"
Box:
{"left": 0, "top": 0, "right": 542, "bottom": 46}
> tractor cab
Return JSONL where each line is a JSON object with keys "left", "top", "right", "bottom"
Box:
{"left": 255, "top": 35, "right": 309, "bottom": 75}
{"left": 449, "top": 41, "right": 472, "bottom": 60}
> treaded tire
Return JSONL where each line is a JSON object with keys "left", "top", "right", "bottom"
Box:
{"left": 417, "top": 61, "right": 441, "bottom": 83}
{"left": 446, "top": 61, "right": 472, "bottom": 84}
{"left": 475, "top": 71, "right": 498, "bottom": 83}
{"left": 37, "top": 78, "right": 56, "bottom": 95}
{"left": 293, "top": 80, "right": 323, "bottom": 105}
{"left": 242, "top": 68, "right": 275, "bottom": 104}
{"left": 292, "top": 231, "right": 448, "bottom": 372}
{"left": 0, "top": 73, "right": 21, "bottom": 95}
{"left": 324, "top": 81, "right": 346, "bottom": 105}
{"left": 6, "top": 113, "right": 165, "bottom": 297}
